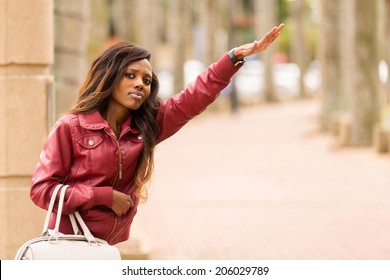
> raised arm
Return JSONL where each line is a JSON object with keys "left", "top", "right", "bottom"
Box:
{"left": 156, "top": 23, "right": 284, "bottom": 142}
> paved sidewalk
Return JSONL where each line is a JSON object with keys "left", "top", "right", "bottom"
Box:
{"left": 133, "top": 99, "right": 390, "bottom": 260}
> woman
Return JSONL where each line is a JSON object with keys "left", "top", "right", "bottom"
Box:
{"left": 30, "top": 24, "right": 284, "bottom": 245}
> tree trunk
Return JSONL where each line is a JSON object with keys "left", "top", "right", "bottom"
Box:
{"left": 291, "top": 0, "right": 309, "bottom": 98}
{"left": 255, "top": 0, "right": 278, "bottom": 103}
{"left": 168, "top": 0, "right": 190, "bottom": 95}
{"left": 376, "top": 0, "right": 390, "bottom": 127}
{"left": 318, "top": 0, "right": 343, "bottom": 131}
{"left": 134, "top": 0, "right": 160, "bottom": 64}
{"left": 351, "top": 0, "right": 380, "bottom": 145}
{"left": 201, "top": 0, "right": 219, "bottom": 66}
{"left": 339, "top": 0, "right": 355, "bottom": 112}
{"left": 385, "top": 0, "right": 390, "bottom": 104}
{"left": 110, "top": 0, "right": 134, "bottom": 41}
{"left": 226, "top": 0, "right": 242, "bottom": 113}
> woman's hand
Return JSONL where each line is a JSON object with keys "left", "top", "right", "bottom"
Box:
{"left": 111, "top": 190, "right": 134, "bottom": 216}
{"left": 233, "top": 23, "right": 284, "bottom": 60}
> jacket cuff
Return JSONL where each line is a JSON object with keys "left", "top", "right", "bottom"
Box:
{"left": 92, "top": 186, "right": 113, "bottom": 208}
{"left": 211, "top": 53, "right": 241, "bottom": 82}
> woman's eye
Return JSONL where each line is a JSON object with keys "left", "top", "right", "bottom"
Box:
{"left": 125, "top": 73, "right": 134, "bottom": 79}
{"left": 144, "top": 79, "right": 152, "bottom": 85}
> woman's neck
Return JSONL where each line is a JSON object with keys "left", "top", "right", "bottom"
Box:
{"left": 103, "top": 105, "right": 131, "bottom": 138}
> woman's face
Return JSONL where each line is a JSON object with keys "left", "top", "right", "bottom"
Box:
{"left": 110, "top": 58, "right": 153, "bottom": 111}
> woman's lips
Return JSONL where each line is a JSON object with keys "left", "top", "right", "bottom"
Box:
{"left": 129, "top": 92, "right": 143, "bottom": 100}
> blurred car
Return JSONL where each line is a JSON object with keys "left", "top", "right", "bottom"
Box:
{"left": 379, "top": 60, "right": 388, "bottom": 84}
{"left": 304, "top": 60, "right": 321, "bottom": 95}
{"left": 157, "top": 69, "right": 174, "bottom": 100}
{"left": 274, "top": 62, "right": 300, "bottom": 99}
{"left": 235, "top": 60, "right": 265, "bottom": 104}
{"left": 235, "top": 60, "right": 318, "bottom": 103}
{"left": 184, "top": 59, "right": 205, "bottom": 86}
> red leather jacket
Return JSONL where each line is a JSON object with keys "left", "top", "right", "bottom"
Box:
{"left": 30, "top": 54, "right": 239, "bottom": 245}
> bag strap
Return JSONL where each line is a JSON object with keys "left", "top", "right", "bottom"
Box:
{"left": 51, "top": 184, "right": 69, "bottom": 237}
{"left": 42, "top": 184, "right": 97, "bottom": 243}
{"left": 71, "top": 211, "right": 96, "bottom": 243}
{"left": 69, "top": 213, "right": 82, "bottom": 235}
{"left": 41, "top": 184, "right": 64, "bottom": 235}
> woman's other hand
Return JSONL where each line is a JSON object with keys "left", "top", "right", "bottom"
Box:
{"left": 111, "top": 190, "right": 134, "bottom": 216}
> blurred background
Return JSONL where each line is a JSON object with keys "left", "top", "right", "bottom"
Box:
{"left": 1, "top": 0, "right": 390, "bottom": 260}
{"left": 53, "top": 0, "right": 390, "bottom": 144}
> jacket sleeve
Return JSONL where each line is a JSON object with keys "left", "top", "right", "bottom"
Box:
{"left": 30, "top": 117, "right": 113, "bottom": 215}
{"left": 156, "top": 53, "right": 239, "bottom": 142}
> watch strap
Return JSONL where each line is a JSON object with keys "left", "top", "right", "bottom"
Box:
{"left": 228, "top": 48, "right": 245, "bottom": 67}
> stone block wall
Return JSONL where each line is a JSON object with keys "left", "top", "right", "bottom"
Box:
{"left": 0, "top": 0, "right": 53, "bottom": 259}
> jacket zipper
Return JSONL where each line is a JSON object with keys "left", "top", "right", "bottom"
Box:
{"left": 108, "top": 132, "right": 123, "bottom": 186}
{"left": 117, "top": 140, "right": 122, "bottom": 180}
{"left": 106, "top": 132, "right": 123, "bottom": 243}
{"left": 105, "top": 215, "right": 118, "bottom": 244}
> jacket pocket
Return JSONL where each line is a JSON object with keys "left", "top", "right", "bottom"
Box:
{"left": 129, "top": 133, "right": 144, "bottom": 144}
{"left": 80, "top": 207, "right": 116, "bottom": 240}
{"left": 75, "top": 134, "right": 111, "bottom": 181}
{"left": 76, "top": 134, "right": 104, "bottom": 149}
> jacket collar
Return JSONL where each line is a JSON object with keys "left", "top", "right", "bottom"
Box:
{"left": 79, "top": 111, "right": 139, "bottom": 134}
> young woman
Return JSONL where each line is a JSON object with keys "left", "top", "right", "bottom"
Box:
{"left": 30, "top": 24, "right": 284, "bottom": 245}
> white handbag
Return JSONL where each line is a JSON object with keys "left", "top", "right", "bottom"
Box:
{"left": 15, "top": 184, "right": 122, "bottom": 260}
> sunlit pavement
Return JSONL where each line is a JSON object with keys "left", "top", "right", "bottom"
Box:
{"left": 135, "top": 98, "right": 390, "bottom": 260}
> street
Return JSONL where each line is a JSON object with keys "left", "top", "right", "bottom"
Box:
{"left": 131, "top": 98, "right": 390, "bottom": 260}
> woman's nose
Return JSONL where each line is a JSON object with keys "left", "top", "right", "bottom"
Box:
{"left": 134, "top": 77, "right": 144, "bottom": 89}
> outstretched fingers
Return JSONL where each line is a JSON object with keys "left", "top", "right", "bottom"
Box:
{"left": 258, "top": 24, "right": 284, "bottom": 51}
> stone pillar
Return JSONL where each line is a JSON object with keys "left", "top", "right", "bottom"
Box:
{"left": 0, "top": 0, "right": 53, "bottom": 259}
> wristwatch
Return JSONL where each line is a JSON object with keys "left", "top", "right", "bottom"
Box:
{"left": 228, "top": 48, "right": 245, "bottom": 67}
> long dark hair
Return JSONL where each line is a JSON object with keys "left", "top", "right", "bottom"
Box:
{"left": 67, "top": 42, "right": 161, "bottom": 201}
